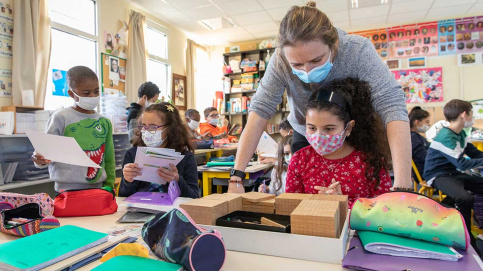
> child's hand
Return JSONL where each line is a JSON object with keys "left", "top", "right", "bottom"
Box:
{"left": 221, "top": 117, "right": 229, "bottom": 127}
{"left": 201, "top": 131, "right": 213, "bottom": 139}
{"left": 32, "top": 151, "right": 51, "bottom": 165}
{"left": 230, "top": 137, "right": 239, "bottom": 143}
{"left": 314, "top": 179, "right": 342, "bottom": 195}
{"left": 259, "top": 155, "right": 276, "bottom": 164}
{"left": 123, "top": 163, "right": 142, "bottom": 183}
{"left": 258, "top": 184, "right": 269, "bottom": 193}
{"left": 157, "top": 164, "right": 179, "bottom": 183}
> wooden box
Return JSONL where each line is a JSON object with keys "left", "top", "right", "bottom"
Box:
{"left": 1, "top": 106, "right": 44, "bottom": 134}
{"left": 242, "top": 198, "right": 275, "bottom": 214}
{"left": 179, "top": 199, "right": 228, "bottom": 225}
{"left": 241, "top": 192, "right": 275, "bottom": 204}
{"left": 275, "top": 193, "right": 313, "bottom": 215}
{"left": 203, "top": 193, "right": 242, "bottom": 214}
{"left": 291, "top": 200, "right": 340, "bottom": 238}
{"left": 310, "top": 194, "right": 348, "bottom": 229}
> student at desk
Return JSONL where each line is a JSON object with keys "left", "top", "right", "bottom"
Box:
{"left": 285, "top": 78, "right": 392, "bottom": 206}
{"left": 120, "top": 103, "right": 199, "bottom": 198}
{"left": 199, "top": 107, "right": 238, "bottom": 143}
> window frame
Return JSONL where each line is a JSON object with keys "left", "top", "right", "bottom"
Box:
{"left": 145, "top": 19, "right": 172, "bottom": 99}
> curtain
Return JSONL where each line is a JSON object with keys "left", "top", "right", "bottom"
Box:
{"left": 186, "top": 39, "right": 207, "bottom": 110}
{"left": 126, "top": 10, "right": 147, "bottom": 103}
{"left": 12, "top": 0, "right": 51, "bottom": 107}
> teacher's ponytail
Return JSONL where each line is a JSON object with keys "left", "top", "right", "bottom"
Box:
{"left": 279, "top": 2, "right": 338, "bottom": 51}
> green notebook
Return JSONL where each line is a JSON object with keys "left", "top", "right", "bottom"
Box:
{"left": 92, "top": 256, "right": 182, "bottom": 270}
{"left": 0, "top": 225, "right": 108, "bottom": 271}
{"left": 358, "top": 230, "right": 463, "bottom": 261}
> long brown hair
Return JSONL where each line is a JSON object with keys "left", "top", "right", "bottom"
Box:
{"left": 274, "top": 135, "right": 293, "bottom": 193}
{"left": 306, "top": 78, "right": 391, "bottom": 190}
{"left": 132, "top": 102, "right": 194, "bottom": 153}
{"left": 279, "top": 1, "right": 338, "bottom": 51}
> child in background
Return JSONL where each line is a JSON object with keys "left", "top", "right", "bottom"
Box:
{"left": 279, "top": 117, "right": 294, "bottom": 138}
{"left": 199, "top": 107, "right": 238, "bottom": 143}
{"left": 185, "top": 109, "right": 212, "bottom": 140}
{"left": 423, "top": 99, "right": 483, "bottom": 249}
{"left": 259, "top": 135, "right": 292, "bottom": 195}
{"left": 127, "top": 82, "right": 160, "bottom": 141}
{"left": 32, "top": 66, "right": 116, "bottom": 192}
{"left": 409, "top": 106, "right": 430, "bottom": 182}
{"left": 285, "top": 78, "right": 392, "bottom": 206}
{"left": 120, "top": 103, "right": 199, "bottom": 198}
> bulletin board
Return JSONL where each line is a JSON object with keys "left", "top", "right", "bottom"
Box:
{"left": 101, "top": 53, "right": 126, "bottom": 95}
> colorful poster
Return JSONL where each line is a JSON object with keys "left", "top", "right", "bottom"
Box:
{"left": 391, "top": 67, "right": 443, "bottom": 104}
{"left": 0, "top": 0, "right": 12, "bottom": 98}
{"left": 438, "top": 19, "right": 456, "bottom": 56}
{"left": 52, "top": 69, "right": 69, "bottom": 97}
{"left": 388, "top": 22, "right": 439, "bottom": 59}
{"left": 455, "top": 16, "right": 483, "bottom": 53}
{"left": 352, "top": 29, "right": 388, "bottom": 60}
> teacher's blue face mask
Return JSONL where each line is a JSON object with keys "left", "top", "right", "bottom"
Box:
{"left": 291, "top": 51, "right": 333, "bottom": 84}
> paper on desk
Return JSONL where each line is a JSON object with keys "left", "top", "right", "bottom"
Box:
{"left": 134, "top": 147, "right": 184, "bottom": 184}
{"left": 26, "top": 130, "right": 101, "bottom": 168}
{"left": 256, "top": 131, "right": 278, "bottom": 158}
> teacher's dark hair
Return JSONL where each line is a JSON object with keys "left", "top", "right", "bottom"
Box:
{"left": 305, "top": 78, "right": 391, "bottom": 190}
{"left": 279, "top": 1, "right": 339, "bottom": 51}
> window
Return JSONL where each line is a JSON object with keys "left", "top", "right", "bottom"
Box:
{"left": 45, "top": 0, "right": 98, "bottom": 110}
{"left": 145, "top": 21, "right": 170, "bottom": 99}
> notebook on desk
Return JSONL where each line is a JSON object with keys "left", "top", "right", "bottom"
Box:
{"left": 0, "top": 225, "right": 108, "bottom": 271}
{"left": 343, "top": 236, "right": 483, "bottom": 271}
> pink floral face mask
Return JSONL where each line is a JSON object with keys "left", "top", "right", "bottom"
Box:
{"left": 305, "top": 124, "right": 349, "bottom": 156}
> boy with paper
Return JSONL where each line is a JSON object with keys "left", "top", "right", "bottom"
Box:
{"left": 32, "top": 66, "right": 116, "bottom": 192}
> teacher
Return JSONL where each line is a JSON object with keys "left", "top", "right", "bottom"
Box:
{"left": 228, "top": 2, "right": 412, "bottom": 193}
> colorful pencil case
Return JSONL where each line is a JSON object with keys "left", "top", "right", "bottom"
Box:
{"left": 0, "top": 203, "right": 60, "bottom": 237}
{"left": 0, "top": 192, "right": 54, "bottom": 217}
{"left": 350, "top": 192, "right": 469, "bottom": 250}
{"left": 142, "top": 208, "right": 226, "bottom": 271}
{"left": 54, "top": 188, "right": 118, "bottom": 217}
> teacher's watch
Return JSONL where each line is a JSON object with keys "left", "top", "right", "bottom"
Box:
{"left": 230, "top": 169, "right": 246, "bottom": 180}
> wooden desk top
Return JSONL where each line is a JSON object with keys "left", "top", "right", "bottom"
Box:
{"left": 198, "top": 162, "right": 273, "bottom": 173}
{"left": 194, "top": 146, "right": 239, "bottom": 155}
{"left": 0, "top": 198, "right": 343, "bottom": 270}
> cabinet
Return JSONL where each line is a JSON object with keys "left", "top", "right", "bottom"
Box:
{"left": 223, "top": 48, "right": 289, "bottom": 138}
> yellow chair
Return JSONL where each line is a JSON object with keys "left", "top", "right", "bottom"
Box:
{"left": 411, "top": 160, "right": 445, "bottom": 202}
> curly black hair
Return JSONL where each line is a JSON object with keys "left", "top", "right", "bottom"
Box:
{"left": 132, "top": 102, "right": 194, "bottom": 153}
{"left": 137, "top": 81, "right": 160, "bottom": 99}
{"left": 305, "top": 78, "right": 391, "bottom": 190}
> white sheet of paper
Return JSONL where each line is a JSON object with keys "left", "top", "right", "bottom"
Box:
{"left": 256, "top": 131, "right": 278, "bottom": 158}
{"left": 134, "top": 147, "right": 184, "bottom": 184}
{"left": 26, "top": 130, "right": 101, "bottom": 168}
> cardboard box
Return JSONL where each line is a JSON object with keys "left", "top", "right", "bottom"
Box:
{"left": 242, "top": 192, "right": 276, "bottom": 204}
{"left": 242, "top": 199, "right": 275, "bottom": 214}
{"left": 179, "top": 199, "right": 227, "bottom": 225}
{"left": 275, "top": 193, "right": 313, "bottom": 215}
{"left": 291, "top": 200, "right": 340, "bottom": 238}
{"left": 203, "top": 193, "right": 242, "bottom": 214}
{"left": 203, "top": 214, "right": 351, "bottom": 264}
{"left": 310, "top": 194, "right": 348, "bottom": 230}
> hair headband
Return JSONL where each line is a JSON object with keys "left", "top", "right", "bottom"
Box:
{"left": 313, "top": 89, "right": 352, "bottom": 117}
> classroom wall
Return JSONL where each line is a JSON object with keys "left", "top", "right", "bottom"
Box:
{"left": 100, "top": 0, "right": 187, "bottom": 101}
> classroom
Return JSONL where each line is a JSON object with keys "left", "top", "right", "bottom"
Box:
{"left": 1, "top": 0, "right": 483, "bottom": 270}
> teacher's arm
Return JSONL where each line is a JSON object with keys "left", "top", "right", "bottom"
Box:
{"left": 228, "top": 49, "right": 287, "bottom": 193}
{"left": 357, "top": 39, "right": 412, "bottom": 189}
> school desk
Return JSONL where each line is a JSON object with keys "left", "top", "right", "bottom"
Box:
{"left": 0, "top": 199, "right": 343, "bottom": 271}
{"left": 194, "top": 145, "right": 238, "bottom": 162}
{"left": 198, "top": 163, "right": 273, "bottom": 197}
{"left": 469, "top": 138, "right": 483, "bottom": 152}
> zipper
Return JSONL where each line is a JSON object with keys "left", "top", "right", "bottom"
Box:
{"left": 56, "top": 188, "right": 115, "bottom": 200}
{"left": 2, "top": 203, "right": 42, "bottom": 229}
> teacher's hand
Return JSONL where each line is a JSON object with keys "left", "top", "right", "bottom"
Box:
{"left": 227, "top": 176, "right": 245, "bottom": 193}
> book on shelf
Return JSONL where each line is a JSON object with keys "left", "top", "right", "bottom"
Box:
{"left": 266, "top": 123, "right": 280, "bottom": 134}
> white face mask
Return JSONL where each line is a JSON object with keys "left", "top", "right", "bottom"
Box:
{"left": 72, "top": 91, "right": 100, "bottom": 110}
{"left": 284, "top": 154, "right": 292, "bottom": 164}
{"left": 417, "top": 124, "right": 430, "bottom": 133}
{"left": 188, "top": 119, "right": 200, "bottom": 131}
{"left": 464, "top": 119, "right": 474, "bottom": 128}
{"left": 209, "top": 118, "right": 219, "bottom": 126}
{"left": 142, "top": 129, "right": 165, "bottom": 147}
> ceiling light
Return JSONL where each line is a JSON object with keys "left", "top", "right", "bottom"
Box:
{"left": 381, "top": 0, "right": 388, "bottom": 4}
{"left": 197, "top": 17, "right": 236, "bottom": 30}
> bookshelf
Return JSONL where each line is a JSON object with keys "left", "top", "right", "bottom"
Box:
{"left": 223, "top": 47, "right": 288, "bottom": 137}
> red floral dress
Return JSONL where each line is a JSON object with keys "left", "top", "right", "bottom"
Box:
{"left": 285, "top": 146, "right": 391, "bottom": 207}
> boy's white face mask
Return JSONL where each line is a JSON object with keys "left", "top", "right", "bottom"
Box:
{"left": 72, "top": 91, "right": 100, "bottom": 110}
